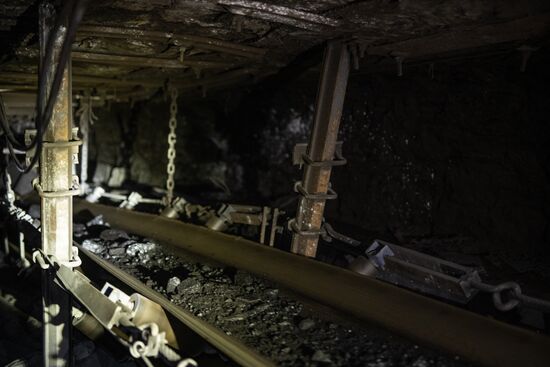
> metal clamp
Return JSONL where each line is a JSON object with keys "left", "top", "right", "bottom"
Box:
{"left": 32, "top": 249, "right": 51, "bottom": 270}
{"left": 42, "top": 140, "right": 82, "bottom": 148}
{"left": 293, "top": 141, "right": 347, "bottom": 168}
{"left": 294, "top": 181, "right": 337, "bottom": 200}
{"left": 58, "top": 247, "right": 82, "bottom": 269}
{"left": 33, "top": 179, "right": 81, "bottom": 198}
{"left": 287, "top": 218, "right": 325, "bottom": 236}
{"left": 129, "top": 323, "right": 166, "bottom": 359}
{"left": 120, "top": 192, "right": 143, "bottom": 210}
{"left": 468, "top": 279, "right": 522, "bottom": 312}
{"left": 31, "top": 247, "right": 81, "bottom": 270}
{"left": 301, "top": 152, "right": 347, "bottom": 167}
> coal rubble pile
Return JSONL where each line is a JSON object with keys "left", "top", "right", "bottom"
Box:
{"left": 74, "top": 213, "right": 471, "bottom": 367}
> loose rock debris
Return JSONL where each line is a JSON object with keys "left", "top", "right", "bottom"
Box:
{"left": 74, "top": 213, "right": 473, "bottom": 367}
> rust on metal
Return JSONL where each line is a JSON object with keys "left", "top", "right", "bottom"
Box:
{"left": 291, "top": 41, "right": 350, "bottom": 257}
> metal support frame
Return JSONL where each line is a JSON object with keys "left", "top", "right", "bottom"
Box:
{"left": 39, "top": 3, "right": 75, "bottom": 366}
{"left": 290, "top": 41, "right": 350, "bottom": 257}
{"left": 76, "top": 92, "right": 95, "bottom": 194}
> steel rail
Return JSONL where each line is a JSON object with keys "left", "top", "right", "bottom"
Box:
{"left": 74, "top": 201, "right": 550, "bottom": 367}
{"left": 76, "top": 244, "right": 275, "bottom": 367}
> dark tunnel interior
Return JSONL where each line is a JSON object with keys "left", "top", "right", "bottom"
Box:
{"left": 0, "top": 1, "right": 549, "bottom": 367}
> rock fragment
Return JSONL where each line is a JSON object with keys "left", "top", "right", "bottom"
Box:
{"left": 312, "top": 350, "right": 332, "bottom": 364}
{"left": 100, "top": 229, "right": 130, "bottom": 241}
{"left": 81, "top": 239, "right": 105, "bottom": 254}
{"left": 108, "top": 247, "right": 125, "bottom": 256}
{"left": 299, "top": 318, "right": 315, "bottom": 331}
{"left": 126, "top": 242, "right": 156, "bottom": 256}
{"left": 86, "top": 215, "right": 106, "bottom": 227}
{"left": 167, "top": 277, "right": 181, "bottom": 293}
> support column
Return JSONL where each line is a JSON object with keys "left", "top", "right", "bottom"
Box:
{"left": 39, "top": 3, "right": 74, "bottom": 366}
{"left": 291, "top": 41, "right": 350, "bottom": 257}
{"left": 78, "top": 95, "right": 90, "bottom": 194}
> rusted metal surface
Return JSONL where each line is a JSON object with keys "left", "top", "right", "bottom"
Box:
{"left": 39, "top": 3, "right": 74, "bottom": 366}
{"left": 291, "top": 41, "right": 350, "bottom": 258}
{"left": 74, "top": 201, "right": 550, "bottom": 367}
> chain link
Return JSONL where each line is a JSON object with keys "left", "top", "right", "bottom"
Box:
{"left": 165, "top": 87, "right": 178, "bottom": 206}
{"left": 469, "top": 279, "right": 550, "bottom": 313}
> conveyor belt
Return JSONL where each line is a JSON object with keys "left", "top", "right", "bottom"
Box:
{"left": 75, "top": 200, "right": 550, "bottom": 367}
{"left": 77, "top": 244, "right": 275, "bottom": 367}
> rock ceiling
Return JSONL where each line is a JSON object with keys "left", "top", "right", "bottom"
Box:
{"left": 0, "top": 0, "right": 548, "bottom": 101}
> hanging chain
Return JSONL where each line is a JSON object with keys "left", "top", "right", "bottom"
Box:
{"left": 165, "top": 87, "right": 178, "bottom": 206}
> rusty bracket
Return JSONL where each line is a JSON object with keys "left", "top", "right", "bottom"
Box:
{"left": 292, "top": 141, "right": 345, "bottom": 168}
{"left": 294, "top": 181, "right": 338, "bottom": 200}
{"left": 287, "top": 218, "right": 325, "bottom": 236}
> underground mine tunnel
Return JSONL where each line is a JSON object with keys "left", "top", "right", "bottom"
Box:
{"left": 0, "top": 1, "right": 549, "bottom": 366}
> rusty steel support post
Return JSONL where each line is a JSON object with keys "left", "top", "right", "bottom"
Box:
{"left": 39, "top": 3, "right": 74, "bottom": 366}
{"left": 291, "top": 41, "right": 350, "bottom": 257}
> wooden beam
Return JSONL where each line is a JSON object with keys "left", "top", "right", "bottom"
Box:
{"left": 71, "top": 51, "right": 239, "bottom": 69}
{"left": 78, "top": 25, "right": 267, "bottom": 59}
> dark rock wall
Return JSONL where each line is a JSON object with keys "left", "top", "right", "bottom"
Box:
{"left": 91, "top": 49, "right": 550, "bottom": 258}
{"left": 334, "top": 64, "right": 550, "bottom": 256}
{"left": 223, "top": 50, "right": 550, "bottom": 258}
{"left": 91, "top": 94, "right": 233, "bottom": 191}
